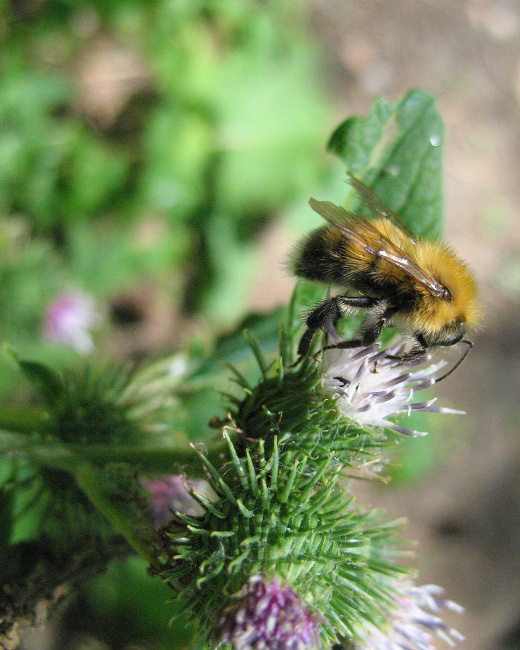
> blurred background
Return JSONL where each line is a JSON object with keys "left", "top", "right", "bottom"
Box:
{"left": 2, "top": 0, "right": 520, "bottom": 648}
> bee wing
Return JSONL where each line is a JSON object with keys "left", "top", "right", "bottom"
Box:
{"left": 308, "top": 198, "right": 446, "bottom": 298}
{"left": 347, "top": 172, "right": 417, "bottom": 243}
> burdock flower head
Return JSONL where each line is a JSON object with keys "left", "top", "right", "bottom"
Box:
{"left": 321, "top": 342, "right": 463, "bottom": 437}
{"left": 216, "top": 575, "right": 323, "bottom": 650}
{"left": 353, "top": 580, "right": 465, "bottom": 650}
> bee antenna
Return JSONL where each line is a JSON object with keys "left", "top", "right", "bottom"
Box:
{"left": 435, "top": 339, "right": 473, "bottom": 383}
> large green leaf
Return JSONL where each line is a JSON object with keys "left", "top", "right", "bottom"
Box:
{"left": 328, "top": 89, "right": 444, "bottom": 238}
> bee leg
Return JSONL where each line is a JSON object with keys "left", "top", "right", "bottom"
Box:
{"left": 321, "top": 323, "right": 381, "bottom": 352}
{"left": 321, "top": 338, "right": 364, "bottom": 352}
{"left": 322, "top": 301, "right": 392, "bottom": 352}
{"left": 294, "top": 295, "right": 380, "bottom": 362}
{"left": 296, "top": 327, "right": 318, "bottom": 359}
{"left": 295, "top": 298, "right": 343, "bottom": 361}
{"left": 386, "top": 334, "right": 428, "bottom": 362}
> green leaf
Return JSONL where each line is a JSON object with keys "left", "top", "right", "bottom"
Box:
{"left": 5, "top": 346, "right": 64, "bottom": 408}
{"left": 327, "top": 89, "right": 444, "bottom": 238}
{"left": 327, "top": 96, "right": 395, "bottom": 177}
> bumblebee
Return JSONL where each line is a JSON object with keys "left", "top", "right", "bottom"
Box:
{"left": 291, "top": 173, "right": 479, "bottom": 362}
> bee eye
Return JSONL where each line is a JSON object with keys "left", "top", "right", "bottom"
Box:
{"left": 441, "top": 287, "right": 452, "bottom": 301}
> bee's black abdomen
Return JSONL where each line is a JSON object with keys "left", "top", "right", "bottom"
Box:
{"left": 292, "top": 226, "right": 348, "bottom": 284}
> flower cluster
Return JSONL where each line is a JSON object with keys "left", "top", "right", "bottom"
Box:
{"left": 155, "top": 433, "right": 406, "bottom": 649}
{"left": 148, "top": 328, "right": 469, "bottom": 650}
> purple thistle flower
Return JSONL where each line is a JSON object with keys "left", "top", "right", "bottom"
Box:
{"left": 354, "top": 580, "right": 465, "bottom": 650}
{"left": 216, "top": 575, "right": 323, "bottom": 650}
{"left": 320, "top": 342, "right": 464, "bottom": 436}
{"left": 44, "top": 291, "right": 101, "bottom": 354}
{"left": 142, "top": 475, "right": 211, "bottom": 526}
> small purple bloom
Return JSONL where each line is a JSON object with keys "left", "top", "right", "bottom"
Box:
{"left": 142, "top": 475, "right": 209, "bottom": 526}
{"left": 44, "top": 291, "right": 101, "bottom": 354}
{"left": 216, "top": 575, "right": 323, "bottom": 650}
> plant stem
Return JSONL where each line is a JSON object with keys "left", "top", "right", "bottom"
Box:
{"left": 75, "top": 461, "right": 160, "bottom": 570}
{"left": 66, "top": 439, "right": 232, "bottom": 476}
{"left": 0, "top": 430, "right": 233, "bottom": 477}
{"left": 0, "top": 406, "right": 49, "bottom": 435}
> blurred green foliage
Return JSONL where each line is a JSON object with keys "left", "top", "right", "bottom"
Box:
{"left": 58, "top": 557, "right": 197, "bottom": 649}
{"left": 0, "top": 0, "right": 331, "bottom": 374}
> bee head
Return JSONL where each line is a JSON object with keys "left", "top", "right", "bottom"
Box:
{"left": 416, "top": 241, "right": 480, "bottom": 331}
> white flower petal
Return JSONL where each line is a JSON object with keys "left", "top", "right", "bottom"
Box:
{"left": 321, "top": 342, "right": 463, "bottom": 437}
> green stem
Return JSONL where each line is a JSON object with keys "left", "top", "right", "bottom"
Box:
{"left": 66, "top": 439, "right": 232, "bottom": 476}
{"left": 0, "top": 430, "right": 233, "bottom": 477}
{"left": 75, "top": 461, "right": 160, "bottom": 570}
{"left": 0, "top": 406, "right": 50, "bottom": 435}
{"left": 0, "top": 431, "right": 78, "bottom": 472}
